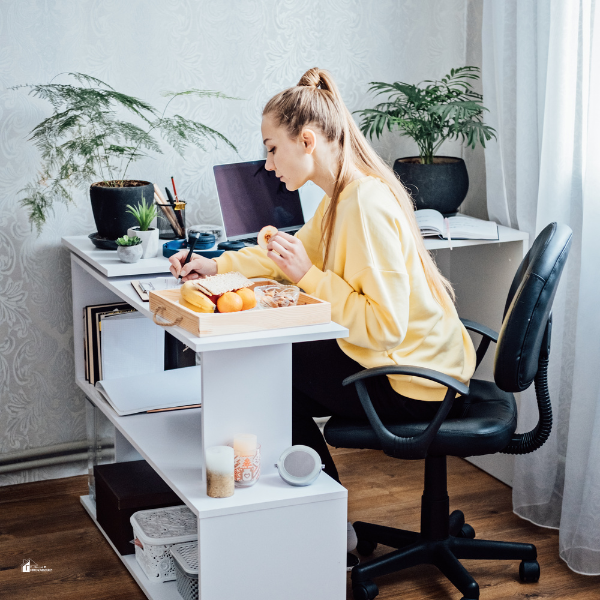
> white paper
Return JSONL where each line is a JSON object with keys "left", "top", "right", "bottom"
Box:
{"left": 95, "top": 366, "right": 202, "bottom": 416}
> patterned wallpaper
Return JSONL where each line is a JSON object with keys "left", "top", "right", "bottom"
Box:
{"left": 0, "top": 0, "right": 483, "bottom": 485}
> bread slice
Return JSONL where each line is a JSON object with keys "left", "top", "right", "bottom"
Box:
{"left": 192, "top": 271, "right": 253, "bottom": 296}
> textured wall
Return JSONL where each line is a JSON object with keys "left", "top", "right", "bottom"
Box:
{"left": 0, "top": 0, "right": 482, "bottom": 485}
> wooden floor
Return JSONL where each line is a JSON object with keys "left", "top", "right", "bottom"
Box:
{"left": 0, "top": 449, "right": 597, "bottom": 600}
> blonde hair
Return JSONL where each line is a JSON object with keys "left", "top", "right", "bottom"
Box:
{"left": 263, "top": 67, "right": 455, "bottom": 310}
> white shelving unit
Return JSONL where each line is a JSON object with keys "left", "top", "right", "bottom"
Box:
{"left": 64, "top": 236, "right": 350, "bottom": 600}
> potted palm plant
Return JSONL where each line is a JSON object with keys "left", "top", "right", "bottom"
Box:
{"left": 356, "top": 66, "right": 496, "bottom": 214}
{"left": 13, "top": 73, "right": 237, "bottom": 238}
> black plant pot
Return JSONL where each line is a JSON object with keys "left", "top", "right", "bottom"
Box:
{"left": 90, "top": 181, "right": 155, "bottom": 241}
{"left": 393, "top": 156, "right": 469, "bottom": 215}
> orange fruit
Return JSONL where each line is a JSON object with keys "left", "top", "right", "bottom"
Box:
{"left": 217, "top": 291, "right": 243, "bottom": 313}
{"left": 235, "top": 287, "right": 257, "bottom": 310}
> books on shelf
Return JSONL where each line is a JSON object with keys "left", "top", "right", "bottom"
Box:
{"left": 415, "top": 209, "right": 499, "bottom": 241}
{"left": 95, "top": 366, "right": 202, "bottom": 416}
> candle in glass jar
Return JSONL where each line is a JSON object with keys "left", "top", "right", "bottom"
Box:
{"left": 233, "top": 434, "right": 257, "bottom": 457}
{"left": 205, "top": 445, "right": 234, "bottom": 498}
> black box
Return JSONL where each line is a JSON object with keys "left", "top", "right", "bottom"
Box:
{"left": 94, "top": 460, "right": 183, "bottom": 555}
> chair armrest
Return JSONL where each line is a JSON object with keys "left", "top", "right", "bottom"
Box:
{"left": 342, "top": 366, "right": 468, "bottom": 460}
{"left": 460, "top": 318, "right": 499, "bottom": 370}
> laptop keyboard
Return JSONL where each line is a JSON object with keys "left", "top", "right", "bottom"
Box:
{"left": 238, "top": 229, "right": 299, "bottom": 246}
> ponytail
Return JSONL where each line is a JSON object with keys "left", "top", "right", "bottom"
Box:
{"left": 263, "top": 68, "right": 455, "bottom": 311}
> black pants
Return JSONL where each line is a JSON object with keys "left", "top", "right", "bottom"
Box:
{"left": 292, "top": 339, "right": 464, "bottom": 483}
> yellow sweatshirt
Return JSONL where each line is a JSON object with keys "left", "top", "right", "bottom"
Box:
{"left": 215, "top": 176, "right": 476, "bottom": 401}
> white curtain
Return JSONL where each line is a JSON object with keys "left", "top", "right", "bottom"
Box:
{"left": 482, "top": 0, "right": 600, "bottom": 575}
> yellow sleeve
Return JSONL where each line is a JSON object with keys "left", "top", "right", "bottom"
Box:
{"left": 297, "top": 193, "right": 410, "bottom": 352}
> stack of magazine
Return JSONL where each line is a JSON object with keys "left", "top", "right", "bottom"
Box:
{"left": 84, "top": 301, "right": 201, "bottom": 416}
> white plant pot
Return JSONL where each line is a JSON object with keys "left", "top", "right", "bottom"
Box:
{"left": 127, "top": 227, "right": 159, "bottom": 259}
{"left": 117, "top": 244, "right": 143, "bottom": 263}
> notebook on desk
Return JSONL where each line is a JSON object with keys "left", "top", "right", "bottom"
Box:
{"left": 213, "top": 160, "right": 324, "bottom": 246}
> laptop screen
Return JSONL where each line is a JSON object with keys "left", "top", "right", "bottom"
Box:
{"left": 213, "top": 160, "right": 305, "bottom": 238}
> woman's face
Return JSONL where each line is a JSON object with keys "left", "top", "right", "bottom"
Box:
{"left": 261, "top": 114, "right": 315, "bottom": 191}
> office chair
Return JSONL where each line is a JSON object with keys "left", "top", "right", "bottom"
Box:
{"left": 324, "top": 222, "right": 573, "bottom": 600}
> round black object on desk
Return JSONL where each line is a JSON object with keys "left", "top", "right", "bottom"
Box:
{"left": 88, "top": 232, "right": 118, "bottom": 250}
{"left": 218, "top": 240, "right": 246, "bottom": 251}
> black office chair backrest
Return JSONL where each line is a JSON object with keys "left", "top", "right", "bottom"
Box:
{"left": 494, "top": 222, "right": 572, "bottom": 393}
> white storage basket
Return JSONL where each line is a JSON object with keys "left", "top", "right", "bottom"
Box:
{"left": 170, "top": 541, "right": 199, "bottom": 600}
{"left": 130, "top": 505, "right": 197, "bottom": 582}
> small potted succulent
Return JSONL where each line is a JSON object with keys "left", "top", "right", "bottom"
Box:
{"left": 116, "top": 235, "right": 143, "bottom": 263}
{"left": 126, "top": 195, "right": 159, "bottom": 259}
{"left": 356, "top": 66, "right": 496, "bottom": 214}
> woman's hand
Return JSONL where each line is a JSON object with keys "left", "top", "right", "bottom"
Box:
{"left": 267, "top": 232, "right": 313, "bottom": 284}
{"left": 168, "top": 250, "right": 218, "bottom": 281}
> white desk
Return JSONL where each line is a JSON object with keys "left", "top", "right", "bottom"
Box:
{"left": 64, "top": 225, "right": 528, "bottom": 599}
{"left": 63, "top": 236, "right": 349, "bottom": 600}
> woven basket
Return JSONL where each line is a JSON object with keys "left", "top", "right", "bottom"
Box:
{"left": 171, "top": 541, "right": 199, "bottom": 600}
{"left": 130, "top": 505, "right": 197, "bottom": 582}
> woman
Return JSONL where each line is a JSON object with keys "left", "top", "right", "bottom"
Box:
{"left": 169, "top": 67, "right": 476, "bottom": 556}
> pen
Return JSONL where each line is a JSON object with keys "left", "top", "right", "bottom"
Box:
{"left": 179, "top": 232, "right": 200, "bottom": 280}
{"left": 166, "top": 187, "right": 185, "bottom": 233}
{"left": 171, "top": 176, "right": 179, "bottom": 201}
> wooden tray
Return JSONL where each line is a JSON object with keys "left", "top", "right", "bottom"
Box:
{"left": 149, "top": 283, "right": 331, "bottom": 337}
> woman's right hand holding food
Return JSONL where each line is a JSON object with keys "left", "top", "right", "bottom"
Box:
{"left": 168, "top": 251, "right": 218, "bottom": 281}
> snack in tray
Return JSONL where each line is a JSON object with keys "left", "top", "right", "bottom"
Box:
{"left": 179, "top": 272, "right": 255, "bottom": 314}
{"left": 254, "top": 285, "right": 300, "bottom": 309}
{"left": 257, "top": 225, "right": 278, "bottom": 250}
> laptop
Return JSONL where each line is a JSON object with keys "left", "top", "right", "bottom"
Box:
{"left": 213, "top": 160, "right": 322, "bottom": 246}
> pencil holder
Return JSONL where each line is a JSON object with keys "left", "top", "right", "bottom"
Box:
{"left": 234, "top": 445, "right": 261, "bottom": 488}
{"left": 158, "top": 200, "right": 186, "bottom": 239}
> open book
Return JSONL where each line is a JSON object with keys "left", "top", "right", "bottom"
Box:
{"left": 415, "top": 209, "right": 499, "bottom": 241}
{"left": 95, "top": 366, "right": 202, "bottom": 416}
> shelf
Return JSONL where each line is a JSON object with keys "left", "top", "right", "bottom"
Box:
{"left": 79, "top": 378, "right": 346, "bottom": 520}
{"left": 80, "top": 495, "right": 180, "bottom": 600}
{"left": 62, "top": 236, "right": 174, "bottom": 277}
{"left": 423, "top": 224, "right": 529, "bottom": 250}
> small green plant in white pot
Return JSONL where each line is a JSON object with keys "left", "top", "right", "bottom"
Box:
{"left": 126, "top": 195, "right": 159, "bottom": 258}
{"left": 116, "top": 235, "right": 143, "bottom": 263}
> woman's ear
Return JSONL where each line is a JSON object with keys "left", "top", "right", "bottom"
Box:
{"left": 300, "top": 128, "right": 317, "bottom": 155}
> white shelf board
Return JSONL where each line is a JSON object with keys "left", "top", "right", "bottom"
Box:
{"left": 80, "top": 495, "right": 180, "bottom": 600}
{"left": 71, "top": 254, "right": 349, "bottom": 352}
{"left": 79, "top": 378, "right": 347, "bottom": 520}
{"left": 423, "top": 224, "right": 528, "bottom": 250}
{"left": 63, "top": 236, "right": 173, "bottom": 277}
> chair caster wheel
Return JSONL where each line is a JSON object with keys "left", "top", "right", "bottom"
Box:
{"left": 356, "top": 538, "right": 377, "bottom": 556}
{"left": 352, "top": 580, "right": 379, "bottom": 600}
{"left": 459, "top": 523, "right": 476, "bottom": 539}
{"left": 519, "top": 560, "right": 540, "bottom": 583}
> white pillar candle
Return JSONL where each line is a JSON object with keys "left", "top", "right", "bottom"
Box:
{"left": 234, "top": 434, "right": 258, "bottom": 457}
{"left": 205, "top": 446, "right": 234, "bottom": 498}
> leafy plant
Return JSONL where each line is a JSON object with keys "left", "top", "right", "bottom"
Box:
{"left": 126, "top": 194, "right": 156, "bottom": 231}
{"left": 12, "top": 72, "right": 238, "bottom": 232}
{"left": 356, "top": 66, "right": 496, "bottom": 164}
{"left": 116, "top": 235, "right": 142, "bottom": 246}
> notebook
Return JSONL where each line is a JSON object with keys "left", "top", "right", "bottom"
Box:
{"left": 95, "top": 366, "right": 202, "bottom": 416}
{"left": 415, "top": 209, "right": 499, "bottom": 241}
{"left": 213, "top": 160, "right": 324, "bottom": 246}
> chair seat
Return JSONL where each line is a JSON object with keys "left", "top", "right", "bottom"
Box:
{"left": 324, "top": 379, "right": 518, "bottom": 457}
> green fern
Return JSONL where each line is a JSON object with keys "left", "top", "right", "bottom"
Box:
{"left": 355, "top": 66, "right": 496, "bottom": 164}
{"left": 12, "top": 73, "right": 239, "bottom": 232}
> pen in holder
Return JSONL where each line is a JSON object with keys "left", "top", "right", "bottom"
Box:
{"left": 158, "top": 200, "right": 186, "bottom": 240}
{"left": 233, "top": 434, "right": 260, "bottom": 487}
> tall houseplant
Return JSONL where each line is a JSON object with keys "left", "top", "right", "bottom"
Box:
{"left": 356, "top": 66, "right": 496, "bottom": 213}
{"left": 14, "top": 73, "right": 237, "bottom": 236}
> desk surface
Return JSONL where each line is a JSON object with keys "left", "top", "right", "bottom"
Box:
{"left": 62, "top": 225, "right": 529, "bottom": 278}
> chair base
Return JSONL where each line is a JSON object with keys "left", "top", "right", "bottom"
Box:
{"left": 350, "top": 456, "right": 539, "bottom": 600}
